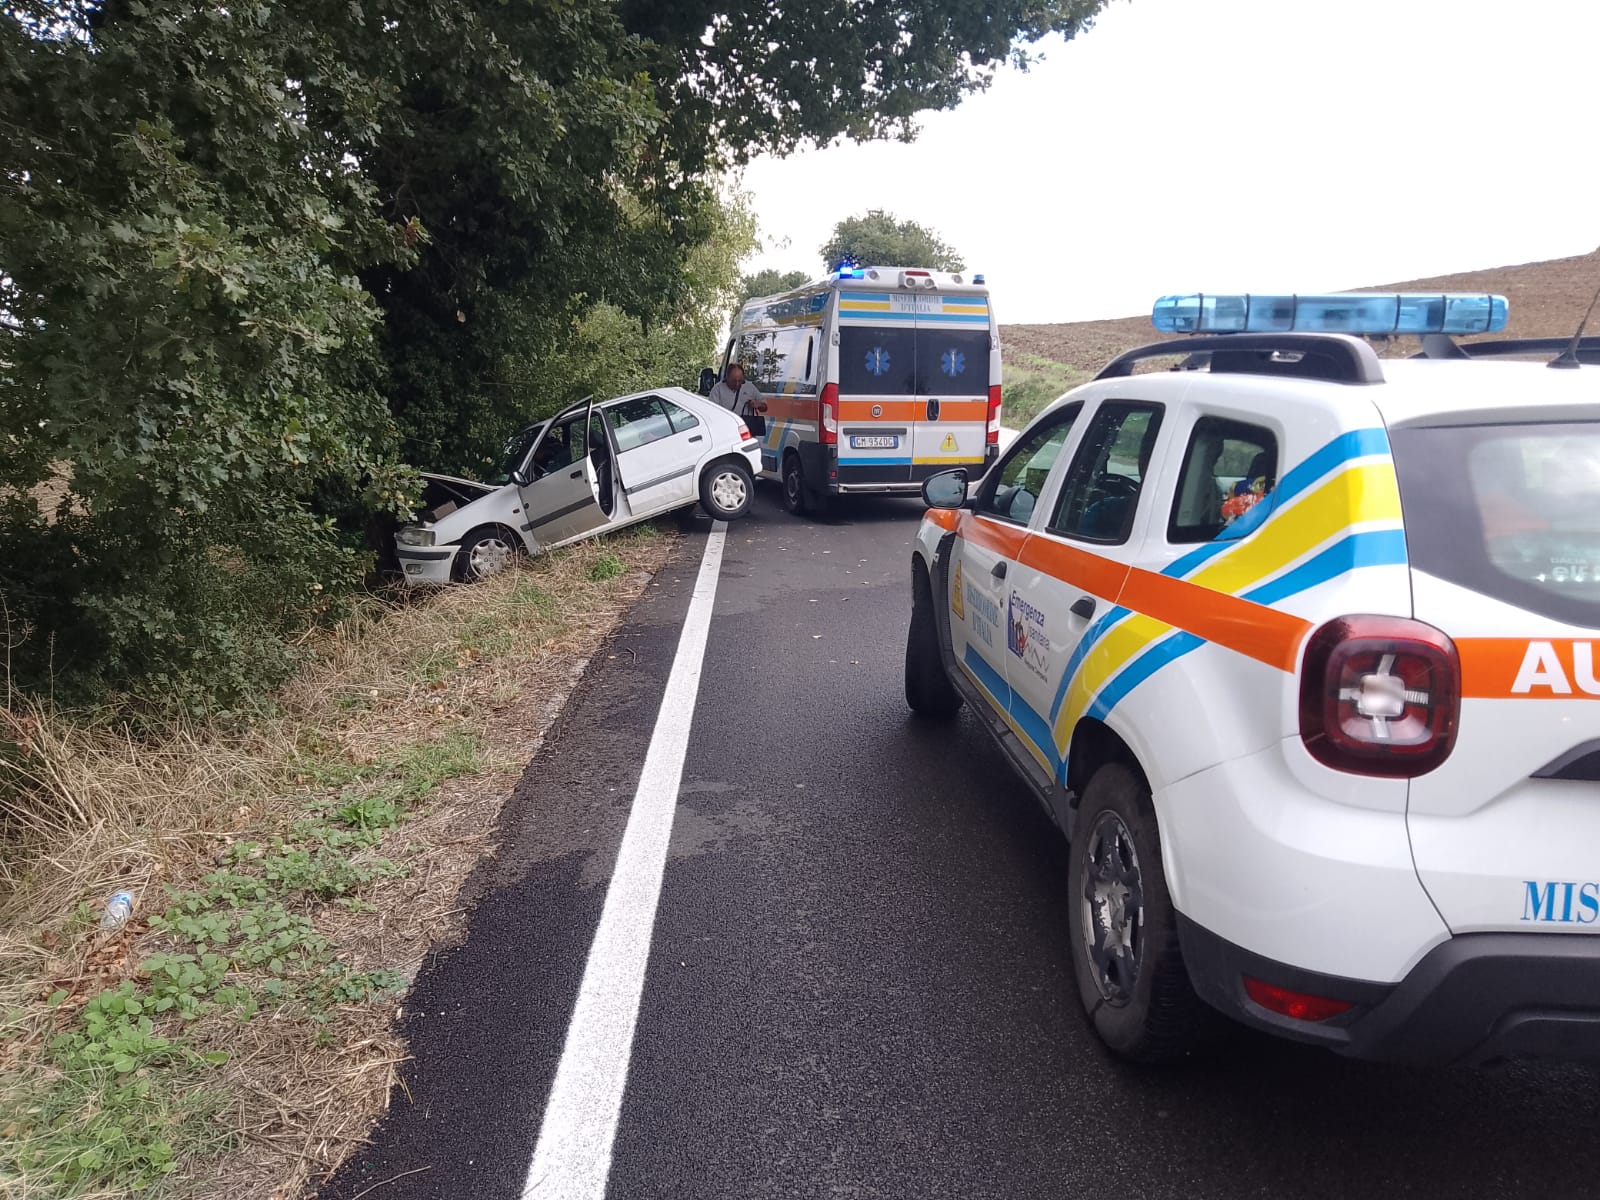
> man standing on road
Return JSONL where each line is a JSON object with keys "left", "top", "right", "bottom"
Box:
{"left": 709, "top": 362, "right": 765, "bottom": 419}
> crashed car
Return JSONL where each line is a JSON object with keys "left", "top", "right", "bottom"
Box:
{"left": 396, "top": 387, "right": 762, "bottom": 584}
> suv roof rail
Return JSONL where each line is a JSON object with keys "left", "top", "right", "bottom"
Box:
{"left": 1415, "top": 334, "right": 1600, "bottom": 365}
{"left": 1096, "top": 333, "right": 1386, "bottom": 386}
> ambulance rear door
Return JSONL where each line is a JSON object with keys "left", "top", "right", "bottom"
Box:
{"left": 910, "top": 290, "right": 995, "bottom": 485}
{"left": 835, "top": 296, "right": 916, "bottom": 485}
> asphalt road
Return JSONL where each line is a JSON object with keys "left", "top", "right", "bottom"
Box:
{"left": 325, "top": 485, "right": 1600, "bottom": 1200}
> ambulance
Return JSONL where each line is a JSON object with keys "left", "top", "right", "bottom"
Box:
{"left": 716, "top": 265, "right": 1002, "bottom": 514}
{"left": 906, "top": 290, "right": 1600, "bottom": 1065}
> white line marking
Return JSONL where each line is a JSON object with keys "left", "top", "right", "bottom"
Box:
{"left": 523, "top": 521, "right": 728, "bottom": 1200}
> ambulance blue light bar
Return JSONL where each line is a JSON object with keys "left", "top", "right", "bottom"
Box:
{"left": 1152, "top": 292, "right": 1509, "bottom": 336}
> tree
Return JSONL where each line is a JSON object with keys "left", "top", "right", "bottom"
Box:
{"left": 0, "top": 0, "right": 1107, "bottom": 709}
{"left": 0, "top": 1, "right": 417, "bottom": 711}
{"left": 620, "top": 0, "right": 1107, "bottom": 169}
{"left": 739, "top": 269, "right": 812, "bottom": 303}
{"left": 820, "top": 211, "right": 966, "bottom": 272}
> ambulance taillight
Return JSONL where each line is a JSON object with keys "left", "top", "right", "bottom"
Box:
{"left": 986, "top": 385, "right": 1002, "bottom": 446}
{"left": 819, "top": 382, "right": 839, "bottom": 446}
{"left": 1298, "top": 616, "right": 1460, "bottom": 778}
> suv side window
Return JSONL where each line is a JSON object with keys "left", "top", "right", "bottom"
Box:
{"left": 974, "top": 403, "right": 1082, "bottom": 525}
{"left": 1168, "top": 417, "right": 1278, "bottom": 543}
{"left": 1049, "top": 402, "right": 1164, "bottom": 544}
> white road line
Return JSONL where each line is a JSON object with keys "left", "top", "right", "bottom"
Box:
{"left": 523, "top": 521, "right": 728, "bottom": 1200}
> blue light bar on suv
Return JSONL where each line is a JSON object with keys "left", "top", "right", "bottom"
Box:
{"left": 1152, "top": 292, "right": 1509, "bottom": 336}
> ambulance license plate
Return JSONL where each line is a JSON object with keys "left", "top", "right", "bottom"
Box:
{"left": 850, "top": 435, "right": 899, "bottom": 449}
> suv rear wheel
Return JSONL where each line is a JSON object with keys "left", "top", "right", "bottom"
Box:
{"left": 1067, "top": 761, "right": 1212, "bottom": 1062}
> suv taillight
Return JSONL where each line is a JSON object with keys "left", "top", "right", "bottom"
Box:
{"left": 1298, "top": 616, "right": 1460, "bottom": 778}
{"left": 819, "top": 382, "right": 839, "bottom": 446}
{"left": 986, "top": 384, "right": 1002, "bottom": 445}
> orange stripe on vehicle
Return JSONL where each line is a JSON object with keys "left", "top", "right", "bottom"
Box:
{"left": 1016, "top": 534, "right": 1130, "bottom": 604}
{"left": 1457, "top": 638, "right": 1600, "bottom": 700}
{"left": 956, "top": 517, "right": 1311, "bottom": 674}
{"left": 924, "top": 508, "right": 960, "bottom": 532}
{"left": 838, "top": 399, "right": 922, "bottom": 421}
{"left": 835, "top": 399, "right": 991, "bottom": 422}
{"left": 764, "top": 394, "right": 818, "bottom": 420}
{"left": 959, "top": 515, "right": 1030, "bottom": 560}
{"left": 1115, "top": 569, "right": 1311, "bottom": 672}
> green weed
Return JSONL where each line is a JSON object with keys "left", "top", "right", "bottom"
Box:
{"left": 588, "top": 553, "right": 626, "bottom": 582}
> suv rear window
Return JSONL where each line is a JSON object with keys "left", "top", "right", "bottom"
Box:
{"left": 1392, "top": 422, "right": 1600, "bottom": 627}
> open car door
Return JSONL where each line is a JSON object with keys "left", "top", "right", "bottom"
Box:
{"left": 517, "top": 396, "right": 614, "bottom": 548}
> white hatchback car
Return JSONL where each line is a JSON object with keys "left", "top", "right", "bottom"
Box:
{"left": 397, "top": 387, "right": 761, "bottom": 584}
{"left": 907, "top": 292, "right": 1600, "bottom": 1065}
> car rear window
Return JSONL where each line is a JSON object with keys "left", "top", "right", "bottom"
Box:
{"left": 1392, "top": 421, "right": 1600, "bottom": 626}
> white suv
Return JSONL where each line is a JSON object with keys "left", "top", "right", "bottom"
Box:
{"left": 905, "top": 297, "right": 1600, "bottom": 1064}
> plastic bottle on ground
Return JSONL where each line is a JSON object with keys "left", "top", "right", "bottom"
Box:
{"left": 99, "top": 891, "right": 134, "bottom": 933}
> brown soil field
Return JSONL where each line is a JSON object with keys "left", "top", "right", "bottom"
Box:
{"left": 1005, "top": 244, "right": 1600, "bottom": 374}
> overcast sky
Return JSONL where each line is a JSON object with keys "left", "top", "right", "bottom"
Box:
{"left": 738, "top": 0, "right": 1600, "bottom": 325}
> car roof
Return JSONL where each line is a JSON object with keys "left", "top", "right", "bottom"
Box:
{"left": 1363, "top": 359, "right": 1600, "bottom": 428}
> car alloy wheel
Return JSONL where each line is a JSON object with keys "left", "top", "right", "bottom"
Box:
{"left": 710, "top": 468, "right": 748, "bottom": 515}
{"left": 1079, "top": 809, "right": 1145, "bottom": 1007}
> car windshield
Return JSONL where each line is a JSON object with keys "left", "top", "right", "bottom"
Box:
{"left": 489, "top": 423, "right": 544, "bottom": 486}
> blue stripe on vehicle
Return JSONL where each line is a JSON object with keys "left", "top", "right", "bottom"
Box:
{"left": 962, "top": 646, "right": 1060, "bottom": 775}
{"left": 1239, "top": 528, "right": 1408, "bottom": 608}
{"left": 1085, "top": 632, "right": 1207, "bottom": 724}
{"left": 837, "top": 312, "right": 991, "bottom": 324}
{"left": 844, "top": 455, "right": 913, "bottom": 466}
{"left": 962, "top": 643, "right": 1012, "bottom": 710}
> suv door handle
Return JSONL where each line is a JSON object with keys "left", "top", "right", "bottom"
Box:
{"left": 1071, "top": 596, "right": 1096, "bottom": 619}
{"left": 990, "top": 561, "right": 1007, "bottom": 581}
{"left": 569, "top": 469, "right": 583, "bottom": 480}
{"left": 688, "top": 435, "right": 704, "bottom": 443}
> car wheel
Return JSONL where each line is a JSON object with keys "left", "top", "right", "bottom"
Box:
{"left": 781, "top": 451, "right": 808, "bottom": 515}
{"left": 700, "top": 459, "right": 753, "bottom": 520}
{"left": 1067, "top": 762, "right": 1211, "bottom": 1062}
{"left": 457, "top": 528, "right": 520, "bottom": 583}
{"left": 905, "top": 562, "right": 962, "bottom": 718}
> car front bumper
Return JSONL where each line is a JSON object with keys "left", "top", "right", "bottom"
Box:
{"left": 397, "top": 545, "right": 458, "bottom": 586}
{"left": 1180, "top": 914, "right": 1600, "bottom": 1064}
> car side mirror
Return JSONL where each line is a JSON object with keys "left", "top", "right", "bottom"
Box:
{"left": 510, "top": 467, "right": 529, "bottom": 488}
{"left": 697, "top": 367, "right": 717, "bottom": 396}
{"left": 922, "top": 469, "right": 968, "bottom": 510}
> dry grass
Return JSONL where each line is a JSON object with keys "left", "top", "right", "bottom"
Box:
{"left": 0, "top": 526, "right": 678, "bottom": 1199}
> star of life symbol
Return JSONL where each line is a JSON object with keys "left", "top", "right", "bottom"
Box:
{"left": 940, "top": 348, "right": 966, "bottom": 377}
{"left": 865, "top": 347, "right": 891, "bottom": 376}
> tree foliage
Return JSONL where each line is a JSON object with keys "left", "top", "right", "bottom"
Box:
{"left": 820, "top": 210, "right": 966, "bottom": 272}
{"left": 621, "top": 0, "right": 1106, "bottom": 167}
{"left": 732, "top": 268, "right": 811, "bottom": 323}
{"left": 0, "top": 0, "right": 1105, "bottom": 710}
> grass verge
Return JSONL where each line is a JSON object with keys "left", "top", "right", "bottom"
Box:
{"left": 1002, "top": 351, "right": 1093, "bottom": 429}
{"left": 0, "top": 523, "right": 676, "bottom": 1199}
